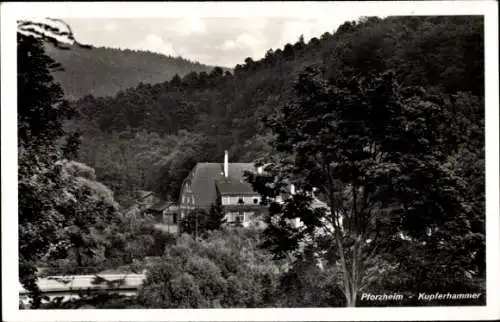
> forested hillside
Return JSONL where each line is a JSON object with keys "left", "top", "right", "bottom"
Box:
{"left": 45, "top": 44, "right": 221, "bottom": 99}
{"left": 69, "top": 16, "right": 483, "bottom": 207}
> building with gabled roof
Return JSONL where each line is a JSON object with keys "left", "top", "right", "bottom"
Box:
{"left": 179, "top": 150, "right": 330, "bottom": 230}
{"left": 179, "top": 151, "right": 266, "bottom": 227}
{"left": 145, "top": 200, "right": 179, "bottom": 224}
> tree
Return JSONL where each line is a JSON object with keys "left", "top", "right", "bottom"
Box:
{"left": 39, "top": 161, "right": 155, "bottom": 276}
{"left": 277, "top": 248, "right": 344, "bottom": 307}
{"left": 206, "top": 197, "right": 227, "bottom": 231}
{"left": 170, "top": 74, "right": 182, "bottom": 87}
{"left": 294, "top": 35, "right": 306, "bottom": 53}
{"left": 383, "top": 91, "right": 485, "bottom": 299}
{"left": 283, "top": 43, "right": 295, "bottom": 59}
{"left": 246, "top": 67, "right": 479, "bottom": 306}
{"left": 179, "top": 198, "right": 226, "bottom": 238}
{"left": 17, "top": 31, "right": 80, "bottom": 307}
{"left": 244, "top": 57, "right": 254, "bottom": 68}
{"left": 180, "top": 208, "right": 209, "bottom": 237}
{"left": 152, "top": 130, "right": 218, "bottom": 200}
{"left": 210, "top": 66, "right": 224, "bottom": 78}
{"left": 17, "top": 20, "right": 145, "bottom": 308}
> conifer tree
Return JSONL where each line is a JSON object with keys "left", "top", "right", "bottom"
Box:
{"left": 207, "top": 197, "right": 227, "bottom": 231}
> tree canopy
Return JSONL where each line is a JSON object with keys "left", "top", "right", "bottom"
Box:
{"left": 245, "top": 67, "right": 484, "bottom": 307}
{"left": 18, "top": 32, "right": 80, "bottom": 307}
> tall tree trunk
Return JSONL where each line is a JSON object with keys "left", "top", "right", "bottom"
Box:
{"left": 345, "top": 295, "right": 354, "bottom": 307}
{"left": 75, "top": 247, "right": 82, "bottom": 270}
{"left": 336, "top": 236, "right": 356, "bottom": 307}
{"left": 341, "top": 258, "right": 359, "bottom": 307}
{"left": 346, "top": 291, "right": 357, "bottom": 307}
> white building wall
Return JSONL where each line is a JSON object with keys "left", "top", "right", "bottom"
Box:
{"left": 221, "top": 195, "right": 260, "bottom": 205}
{"left": 224, "top": 211, "right": 258, "bottom": 226}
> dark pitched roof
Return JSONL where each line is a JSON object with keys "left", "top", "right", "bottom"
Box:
{"left": 311, "top": 197, "right": 328, "bottom": 210}
{"left": 216, "top": 177, "right": 256, "bottom": 195}
{"left": 186, "top": 162, "right": 256, "bottom": 208}
{"left": 136, "top": 190, "right": 154, "bottom": 200}
{"left": 149, "top": 200, "right": 177, "bottom": 212}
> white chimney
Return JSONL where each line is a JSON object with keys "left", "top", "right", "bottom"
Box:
{"left": 224, "top": 150, "right": 229, "bottom": 177}
{"left": 290, "top": 184, "right": 296, "bottom": 195}
{"left": 257, "top": 166, "right": 263, "bottom": 174}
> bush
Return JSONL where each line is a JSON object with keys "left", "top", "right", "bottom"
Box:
{"left": 276, "top": 253, "right": 345, "bottom": 307}
{"left": 137, "top": 228, "right": 282, "bottom": 308}
{"left": 148, "top": 229, "right": 177, "bottom": 256}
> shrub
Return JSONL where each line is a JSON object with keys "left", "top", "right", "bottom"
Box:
{"left": 138, "top": 228, "right": 282, "bottom": 308}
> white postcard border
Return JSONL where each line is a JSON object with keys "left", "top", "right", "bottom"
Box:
{"left": 2, "top": 1, "right": 498, "bottom": 321}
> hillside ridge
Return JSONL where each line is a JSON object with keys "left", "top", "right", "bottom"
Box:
{"left": 45, "top": 43, "right": 228, "bottom": 99}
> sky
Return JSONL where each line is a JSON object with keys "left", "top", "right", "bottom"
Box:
{"left": 63, "top": 16, "right": 362, "bottom": 68}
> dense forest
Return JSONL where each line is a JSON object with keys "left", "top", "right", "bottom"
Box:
{"left": 45, "top": 43, "right": 223, "bottom": 99}
{"left": 68, "top": 16, "right": 483, "bottom": 206}
{"left": 18, "top": 15, "right": 485, "bottom": 309}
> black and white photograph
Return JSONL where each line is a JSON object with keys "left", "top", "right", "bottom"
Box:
{"left": 2, "top": 1, "right": 499, "bottom": 321}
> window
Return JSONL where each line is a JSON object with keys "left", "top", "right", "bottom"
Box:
{"left": 225, "top": 211, "right": 239, "bottom": 222}
{"left": 225, "top": 212, "right": 245, "bottom": 223}
{"left": 222, "top": 197, "right": 231, "bottom": 205}
{"left": 253, "top": 198, "right": 259, "bottom": 204}
{"left": 238, "top": 197, "right": 244, "bottom": 204}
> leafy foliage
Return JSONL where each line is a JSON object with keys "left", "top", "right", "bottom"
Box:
{"left": 179, "top": 198, "right": 227, "bottom": 237}
{"left": 245, "top": 66, "right": 484, "bottom": 306}
{"left": 207, "top": 197, "right": 227, "bottom": 230}
{"left": 138, "top": 229, "right": 282, "bottom": 308}
{"left": 277, "top": 249, "right": 345, "bottom": 307}
{"left": 40, "top": 162, "right": 178, "bottom": 276}
{"left": 18, "top": 32, "right": 81, "bottom": 307}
